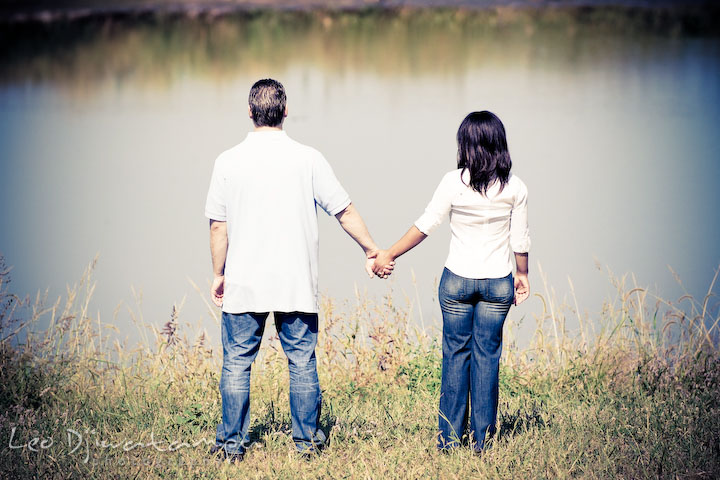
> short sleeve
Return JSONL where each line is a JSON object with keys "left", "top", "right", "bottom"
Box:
{"left": 414, "top": 171, "right": 458, "bottom": 235}
{"left": 313, "top": 154, "right": 351, "bottom": 216}
{"left": 509, "top": 179, "right": 530, "bottom": 253}
{"left": 204, "top": 156, "right": 227, "bottom": 221}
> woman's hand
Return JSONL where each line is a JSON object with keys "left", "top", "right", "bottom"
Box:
{"left": 514, "top": 273, "right": 529, "bottom": 305}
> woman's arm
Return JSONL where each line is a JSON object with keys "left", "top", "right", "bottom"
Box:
{"left": 372, "top": 226, "right": 427, "bottom": 274}
{"left": 373, "top": 172, "right": 457, "bottom": 274}
{"left": 510, "top": 179, "right": 531, "bottom": 305}
{"left": 513, "top": 252, "right": 530, "bottom": 305}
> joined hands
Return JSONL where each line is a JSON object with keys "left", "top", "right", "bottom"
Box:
{"left": 367, "top": 249, "right": 395, "bottom": 279}
{"left": 366, "top": 249, "right": 395, "bottom": 279}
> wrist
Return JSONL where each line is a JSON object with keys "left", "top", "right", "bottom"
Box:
{"left": 365, "top": 245, "right": 379, "bottom": 257}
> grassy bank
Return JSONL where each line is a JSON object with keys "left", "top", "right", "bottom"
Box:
{"left": 1, "top": 258, "right": 719, "bottom": 479}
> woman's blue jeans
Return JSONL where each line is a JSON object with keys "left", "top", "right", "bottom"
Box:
{"left": 438, "top": 268, "right": 514, "bottom": 452}
{"left": 215, "top": 311, "right": 326, "bottom": 454}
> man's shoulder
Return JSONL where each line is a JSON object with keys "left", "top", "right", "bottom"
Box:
{"left": 214, "top": 142, "right": 245, "bottom": 163}
{"left": 214, "top": 134, "right": 326, "bottom": 168}
{"left": 283, "top": 135, "right": 325, "bottom": 159}
{"left": 213, "top": 138, "right": 268, "bottom": 171}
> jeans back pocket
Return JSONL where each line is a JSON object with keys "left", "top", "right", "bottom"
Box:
{"left": 439, "top": 268, "right": 466, "bottom": 298}
{"left": 485, "top": 273, "right": 514, "bottom": 304}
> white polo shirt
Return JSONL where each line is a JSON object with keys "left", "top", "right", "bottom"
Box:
{"left": 205, "top": 131, "right": 351, "bottom": 314}
{"left": 415, "top": 169, "right": 530, "bottom": 280}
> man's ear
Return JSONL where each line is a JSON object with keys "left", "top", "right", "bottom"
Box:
{"left": 248, "top": 105, "right": 253, "bottom": 118}
{"left": 284, "top": 105, "right": 288, "bottom": 118}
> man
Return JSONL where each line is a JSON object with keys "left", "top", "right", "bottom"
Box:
{"left": 205, "top": 78, "right": 391, "bottom": 462}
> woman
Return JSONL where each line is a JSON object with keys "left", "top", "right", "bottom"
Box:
{"left": 373, "top": 111, "right": 530, "bottom": 453}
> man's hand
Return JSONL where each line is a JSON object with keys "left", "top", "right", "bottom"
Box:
{"left": 514, "top": 273, "right": 530, "bottom": 305}
{"left": 211, "top": 275, "right": 225, "bottom": 307}
{"left": 209, "top": 219, "right": 228, "bottom": 307}
{"left": 372, "top": 250, "right": 396, "bottom": 278}
{"left": 366, "top": 249, "right": 394, "bottom": 279}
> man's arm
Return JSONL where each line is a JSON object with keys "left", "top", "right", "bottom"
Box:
{"left": 209, "top": 219, "right": 228, "bottom": 307}
{"left": 334, "top": 203, "right": 393, "bottom": 278}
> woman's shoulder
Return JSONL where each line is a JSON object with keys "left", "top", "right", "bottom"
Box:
{"left": 437, "top": 169, "right": 470, "bottom": 193}
{"left": 505, "top": 174, "right": 529, "bottom": 201}
{"left": 507, "top": 174, "right": 528, "bottom": 191}
{"left": 441, "top": 168, "right": 466, "bottom": 184}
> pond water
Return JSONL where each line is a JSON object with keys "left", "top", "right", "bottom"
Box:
{"left": 1, "top": 10, "right": 719, "bottom": 346}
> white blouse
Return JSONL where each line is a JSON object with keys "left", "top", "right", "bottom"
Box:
{"left": 414, "top": 169, "right": 530, "bottom": 280}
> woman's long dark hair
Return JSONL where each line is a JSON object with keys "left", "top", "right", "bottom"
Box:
{"left": 456, "top": 111, "right": 512, "bottom": 195}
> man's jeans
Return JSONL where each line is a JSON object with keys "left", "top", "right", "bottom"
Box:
{"left": 215, "top": 311, "right": 326, "bottom": 454}
{"left": 437, "top": 268, "right": 514, "bottom": 452}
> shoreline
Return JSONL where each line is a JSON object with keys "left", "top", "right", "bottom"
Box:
{"left": 1, "top": 0, "right": 717, "bottom": 24}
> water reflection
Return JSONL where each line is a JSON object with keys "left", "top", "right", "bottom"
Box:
{"left": 1, "top": 8, "right": 719, "bottom": 346}
{"left": 2, "top": 8, "right": 716, "bottom": 87}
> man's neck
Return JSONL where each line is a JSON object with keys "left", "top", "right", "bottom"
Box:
{"left": 254, "top": 126, "right": 283, "bottom": 132}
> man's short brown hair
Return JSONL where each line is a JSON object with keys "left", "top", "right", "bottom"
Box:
{"left": 248, "top": 79, "right": 286, "bottom": 128}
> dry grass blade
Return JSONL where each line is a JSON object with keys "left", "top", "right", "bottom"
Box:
{"left": 0, "top": 256, "right": 718, "bottom": 479}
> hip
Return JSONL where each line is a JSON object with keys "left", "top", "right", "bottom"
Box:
{"left": 439, "top": 267, "right": 514, "bottom": 305}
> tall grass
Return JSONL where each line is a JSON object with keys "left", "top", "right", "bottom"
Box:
{"left": 1, "top": 255, "right": 718, "bottom": 479}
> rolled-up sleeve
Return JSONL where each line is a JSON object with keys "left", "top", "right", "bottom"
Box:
{"left": 204, "top": 155, "right": 227, "bottom": 221}
{"left": 509, "top": 180, "right": 530, "bottom": 253}
{"left": 414, "top": 172, "right": 457, "bottom": 235}
{"left": 313, "top": 154, "right": 351, "bottom": 216}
